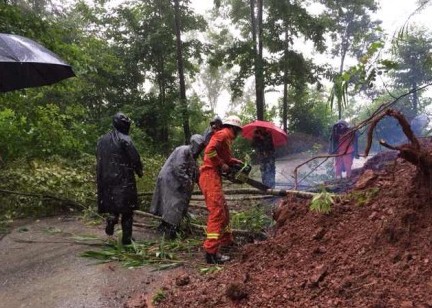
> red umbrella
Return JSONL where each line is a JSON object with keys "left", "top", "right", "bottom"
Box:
{"left": 242, "top": 120, "right": 288, "bottom": 147}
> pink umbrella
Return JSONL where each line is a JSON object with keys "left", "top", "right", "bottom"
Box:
{"left": 242, "top": 120, "right": 288, "bottom": 147}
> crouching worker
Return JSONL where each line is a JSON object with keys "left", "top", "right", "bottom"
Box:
{"left": 329, "top": 120, "right": 359, "bottom": 178}
{"left": 150, "top": 134, "right": 206, "bottom": 239}
{"left": 96, "top": 112, "right": 143, "bottom": 245}
{"left": 199, "top": 115, "right": 244, "bottom": 264}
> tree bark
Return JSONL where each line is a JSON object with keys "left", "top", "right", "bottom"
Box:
{"left": 282, "top": 25, "right": 289, "bottom": 133}
{"left": 173, "top": 0, "right": 191, "bottom": 144}
{"left": 250, "top": 0, "right": 265, "bottom": 120}
{"left": 412, "top": 81, "right": 418, "bottom": 114}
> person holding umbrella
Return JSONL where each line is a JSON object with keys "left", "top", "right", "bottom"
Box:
{"left": 242, "top": 120, "right": 288, "bottom": 189}
{"left": 96, "top": 112, "right": 143, "bottom": 245}
{"left": 199, "top": 115, "right": 244, "bottom": 264}
{"left": 251, "top": 127, "right": 276, "bottom": 188}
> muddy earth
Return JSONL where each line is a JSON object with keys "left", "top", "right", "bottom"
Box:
{"left": 154, "top": 147, "right": 432, "bottom": 307}
{"left": 0, "top": 217, "right": 181, "bottom": 308}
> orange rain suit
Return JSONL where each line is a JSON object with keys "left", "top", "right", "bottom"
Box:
{"left": 199, "top": 127, "right": 241, "bottom": 254}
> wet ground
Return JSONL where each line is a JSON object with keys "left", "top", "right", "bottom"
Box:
{"left": 0, "top": 217, "right": 178, "bottom": 308}
{"left": 275, "top": 152, "right": 368, "bottom": 188}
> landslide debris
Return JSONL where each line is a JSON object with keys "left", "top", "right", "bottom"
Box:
{"left": 155, "top": 148, "right": 432, "bottom": 307}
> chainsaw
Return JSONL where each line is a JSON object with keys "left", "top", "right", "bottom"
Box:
{"left": 222, "top": 163, "right": 317, "bottom": 198}
{"left": 222, "top": 163, "right": 270, "bottom": 191}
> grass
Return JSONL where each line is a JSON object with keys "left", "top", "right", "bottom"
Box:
{"left": 152, "top": 289, "right": 166, "bottom": 304}
{"left": 230, "top": 204, "right": 274, "bottom": 232}
{"left": 80, "top": 236, "right": 201, "bottom": 270}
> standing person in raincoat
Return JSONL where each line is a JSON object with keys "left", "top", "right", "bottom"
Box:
{"left": 202, "top": 115, "right": 223, "bottom": 145}
{"left": 329, "top": 120, "right": 359, "bottom": 178}
{"left": 251, "top": 127, "right": 276, "bottom": 188}
{"left": 199, "top": 115, "right": 244, "bottom": 264}
{"left": 96, "top": 112, "right": 143, "bottom": 245}
{"left": 150, "top": 134, "right": 206, "bottom": 239}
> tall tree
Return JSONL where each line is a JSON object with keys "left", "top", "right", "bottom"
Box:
{"left": 198, "top": 64, "right": 227, "bottom": 113}
{"left": 390, "top": 28, "right": 432, "bottom": 114}
{"left": 265, "top": 0, "right": 326, "bottom": 132}
{"left": 212, "top": 0, "right": 327, "bottom": 124}
{"left": 173, "top": 0, "right": 191, "bottom": 143}
{"left": 322, "top": 0, "right": 382, "bottom": 119}
{"left": 249, "top": 0, "right": 265, "bottom": 120}
{"left": 98, "top": 0, "right": 205, "bottom": 150}
{"left": 212, "top": 0, "right": 266, "bottom": 120}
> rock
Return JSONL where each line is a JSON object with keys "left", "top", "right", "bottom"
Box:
{"left": 312, "top": 246, "right": 327, "bottom": 254}
{"left": 355, "top": 169, "right": 377, "bottom": 189}
{"left": 368, "top": 212, "right": 378, "bottom": 221}
{"left": 123, "top": 294, "right": 147, "bottom": 308}
{"left": 308, "top": 265, "right": 328, "bottom": 288}
{"left": 175, "top": 274, "right": 190, "bottom": 287}
{"left": 312, "top": 227, "right": 326, "bottom": 240}
{"left": 226, "top": 282, "right": 248, "bottom": 301}
{"left": 400, "top": 300, "right": 414, "bottom": 308}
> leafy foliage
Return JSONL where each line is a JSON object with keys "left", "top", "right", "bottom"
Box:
{"left": 230, "top": 205, "right": 273, "bottom": 232}
{"left": 0, "top": 156, "right": 95, "bottom": 223}
{"left": 310, "top": 189, "right": 334, "bottom": 214}
{"left": 347, "top": 188, "right": 380, "bottom": 207}
{"left": 389, "top": 27, "right": 432, "bottom": 114}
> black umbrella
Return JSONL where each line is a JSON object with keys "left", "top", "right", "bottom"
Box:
{"left": 0, "top": 33, "right": 75, "bottom": 92}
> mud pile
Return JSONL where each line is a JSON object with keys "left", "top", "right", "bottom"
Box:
{"left": 156, "top": 150, "right": 432, "bottom": 307}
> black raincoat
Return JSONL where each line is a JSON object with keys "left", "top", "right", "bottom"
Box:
{"left": 96, "top": 114, "right": 143, "bottom": 214}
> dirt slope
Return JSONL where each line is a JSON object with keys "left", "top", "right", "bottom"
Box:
{"left": 156, "top": 151, "right": 432, "bottom": 307}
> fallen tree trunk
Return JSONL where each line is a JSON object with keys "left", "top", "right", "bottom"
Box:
{"left": 134, "top": 210, "right": 266, "bottom": 238}
{"left": 142, "top": 188, "right": 316, "bottom": 198}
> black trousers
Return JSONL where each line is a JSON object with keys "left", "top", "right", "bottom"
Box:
{"left": 107, "top": 212, "right": 134, "bottom": 244}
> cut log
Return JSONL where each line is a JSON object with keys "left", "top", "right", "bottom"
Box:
{"left": 134, "top": 210, "right": 266, "bottom": 238}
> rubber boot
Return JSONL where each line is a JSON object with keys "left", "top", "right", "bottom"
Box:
{"left": 121, "top": 212, "right": 134, "bottom": 245}
{"left": 105, "top": 214, "right": 119, "bottom": 236}
{"left": 205, "top": 252, "right": 230, "bottom": 264}
{"left": 157, "top": 221, "right": 178, "bottom": 240}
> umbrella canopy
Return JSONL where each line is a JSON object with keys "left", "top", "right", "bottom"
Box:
{"left": 242, "top": 120, "right": 288, "bottom": 147}
{"left": 0, "top": 33, "right": 75, "bottom": 92}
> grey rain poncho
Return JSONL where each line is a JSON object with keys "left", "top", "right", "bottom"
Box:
{"left": 150, "top": 134, "right": 205, "bottom": 227}
{"left": 96, "top": 113, "right": 143, "bottom": 214}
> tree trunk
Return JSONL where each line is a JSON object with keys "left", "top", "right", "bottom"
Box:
{"left": 250, "top": 0, "right": 265, "bottom": 120}
{"left": 173, "top": 0, "right": 191, "bottom": 144}
{"left": 412, "top": 81, "right": 418, "bottom": 114}
{"left": 282, "top": 25, "right": 289, "bottom": 133}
